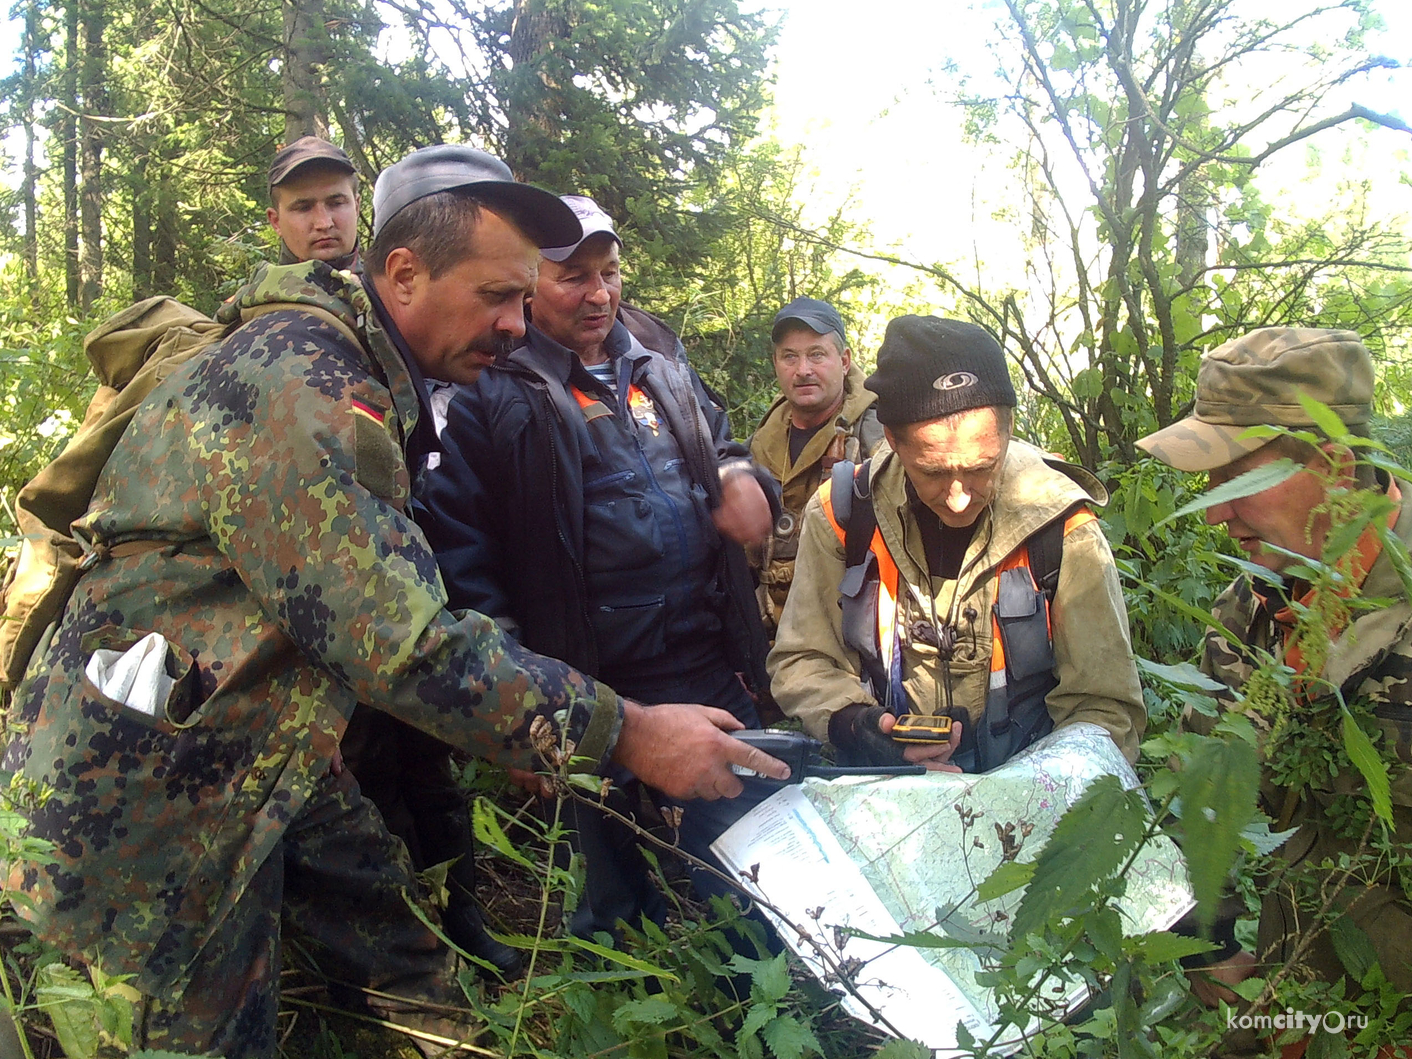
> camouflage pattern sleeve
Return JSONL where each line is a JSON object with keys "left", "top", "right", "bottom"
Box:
{"left": 183, "top": 312, "right": 622, "bottom": 770}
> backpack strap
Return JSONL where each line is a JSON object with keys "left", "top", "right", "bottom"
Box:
{"left": 1028, "top": 503, "right": 1077, "bottom": 603}
{"left": 830, "top": 460, "right": 876, "bottom": 572}
{"left": 829, "top": 459, "right": 854, "bottom": 533}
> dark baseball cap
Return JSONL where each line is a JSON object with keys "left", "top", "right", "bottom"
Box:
{"left": 371, "top": 144, "right": 581, "bottom": 247}
{"left": 772, "top": 297, "right": 846, "bottom": 345}
{"left": 268, "top": 136, "right": 356, "bottom": 190}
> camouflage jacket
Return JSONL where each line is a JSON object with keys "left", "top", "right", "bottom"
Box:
{"left": 1197, "top": 480, "right": 1412, "bottom": 992}
{"left": 4, "top": 262, "right": 621, "bottom": 997}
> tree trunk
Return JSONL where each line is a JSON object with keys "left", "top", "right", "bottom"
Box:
{"left": 63, "top": 0, "right": 80, "bottom": 307}
{"left": 78, "top": 0, "right": 106, "bottom": 310}
{"left": 21, "top": 0, "right": 40, "bottom": 302}
{"left": 282, "top": 0, "right": 327, "bottom": 140}
{"left": 152, "top": 144, "right": 180, "bottom": 297}
{"left": 131, "top": 163, "right": 152, "bottom": 301}
{"left": 504, "top": 0, "right": 568, "bottom": 179}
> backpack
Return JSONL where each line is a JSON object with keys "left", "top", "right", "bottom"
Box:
{"left": 0, "top": 294, "right": 360, "bottom": 697}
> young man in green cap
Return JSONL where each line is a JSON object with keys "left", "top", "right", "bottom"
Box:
{"left": 265, "top": 135, "right": 362, "bottom": 269}
{"left": 1137, "top": 327, "right": 1412, "bottom": 1018}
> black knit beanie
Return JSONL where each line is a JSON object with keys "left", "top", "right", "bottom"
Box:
{"left": 864, "top": 316, "right": 1016, "bottom": 427}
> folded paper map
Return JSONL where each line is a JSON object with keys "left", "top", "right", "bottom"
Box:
{"left": 711, "top": 723, "right": 1195, "bottom": 1056}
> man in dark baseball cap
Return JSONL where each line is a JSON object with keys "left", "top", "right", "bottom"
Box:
{"left": 748, "top": 297, "right": 882, "bottom": 636}
{"left": 1137, "top": 328, "right": 1412, "bottom": 1016}
{"left": 266, "top": 136, "right": 362, "bottom": 269}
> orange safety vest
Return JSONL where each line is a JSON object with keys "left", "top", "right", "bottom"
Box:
{"left": 821, "top": 461, "right": 1095, "bottom": 771}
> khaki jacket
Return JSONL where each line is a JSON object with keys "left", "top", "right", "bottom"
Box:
{"left": 749, "top": 363, "right": 884, "bottom": 632}
{"left": 1197, "top": 480, "right": 1412, "bottom": 994}
{"left": 769, "top": 440, "right": 1145, "bottom": 762}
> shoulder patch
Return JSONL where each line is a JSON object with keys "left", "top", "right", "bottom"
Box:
{"left": 353, "top": 407, "right": 407, "bottom": 508}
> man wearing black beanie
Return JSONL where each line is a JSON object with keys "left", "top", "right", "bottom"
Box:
{"left": 768, "top": 315, "right": 1145, "bottom": 773}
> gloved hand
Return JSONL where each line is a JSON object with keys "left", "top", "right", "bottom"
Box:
{"left": 828, "top": 704, "right": 908, "bottom": 767}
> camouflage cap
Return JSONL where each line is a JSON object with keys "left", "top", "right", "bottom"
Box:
{"left": 268, "top": 136, "right": 356, "bottom": 191}
{"left": 1137, "top": 327, "right": 1373, "bottom": 472}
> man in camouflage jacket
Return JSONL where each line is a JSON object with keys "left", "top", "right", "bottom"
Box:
{"left": 4, "top": 146, "right": 785, "bottom": 1058}
{"left": 1138, "top": 328, "right": 1412, "bottom": 1019}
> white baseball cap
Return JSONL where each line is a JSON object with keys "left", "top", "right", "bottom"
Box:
{"left": 539, "top": 195, "right": 623, "bottom": 262}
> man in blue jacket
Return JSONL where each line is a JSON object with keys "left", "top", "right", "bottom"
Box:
{"left": 418, "top": 195, "right": 777, "bottom": 937}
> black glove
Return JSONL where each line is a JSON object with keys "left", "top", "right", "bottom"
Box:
{"left": 828, "top": 704, "right": 908, "bottom": 768}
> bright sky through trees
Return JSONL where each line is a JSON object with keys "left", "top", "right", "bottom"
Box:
{"left": 765, "top": 0, "right": 1412, "bottom": 276}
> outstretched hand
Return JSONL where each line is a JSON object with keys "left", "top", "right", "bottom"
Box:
{"left": 612, "top": 701, "right": 791, "bottom": 800}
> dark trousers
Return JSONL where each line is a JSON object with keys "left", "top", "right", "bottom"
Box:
{"left": 341, "top": 705, "right": 479, "bottom": 896}
{"left": 136, "top": 767, "right": 452, "bottom": 1058}
{"left": 569, "top": 653, "right": 768, "bottom": 938}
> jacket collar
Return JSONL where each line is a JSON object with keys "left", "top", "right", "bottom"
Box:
{"left": 359, "top": 272, "right": 440, "bottom": 466}
{"left": 506, "top": 320, "right": 651, "bottom": 387}
{"left": 278, "top": 240, "right": 361, "bottom": 273}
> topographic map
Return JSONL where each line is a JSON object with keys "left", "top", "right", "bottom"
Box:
{"left": 711, "top": 723, "right": 1195, "bottom": 1056}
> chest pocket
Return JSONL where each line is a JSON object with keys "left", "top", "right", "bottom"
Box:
{"left": 582, "top": 470, "right": 665, "bottom": 574}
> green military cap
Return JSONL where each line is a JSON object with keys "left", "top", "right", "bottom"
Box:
{"left": 1137, "top": 327, "right": 1373, "bottom": 472}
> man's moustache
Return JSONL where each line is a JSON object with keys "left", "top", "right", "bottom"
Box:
{"left": 489, "top": 332, "right": 517, "bottom": 359}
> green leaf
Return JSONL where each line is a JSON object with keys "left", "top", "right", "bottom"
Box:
{"left": 610, "top": 995, "right": 680, "bottom": 1032}
{"left": 37, "top": 963, "right": 99, "bottom": 1059}
{"left": 1341, "top": 707, "right": 1393, "bottom": 825}
{"left": 1176, "top": 735, "right": 1261, "bottom": 930}
{"left": 1238, "top": 819, "right": 1298, "bottom": 855}
{"left": 842, "top": 927, "right": 984, "bottom": 950}
{"left": 1012, "top": 775, "right": 1148, "bottom": 938}
{"left": 1088, "top": 904, "right": 1125, "bottom": 962}
{"left": 548, "top": 935, "right": 680, "bottom": 982}
{"left": 1296, "top": 393, "right": 1349, "bottom": 441}
{"left": 739, "top": 999, "right": 777, "bottom": 1041}
{"left": 729, "top": 951, "right": 792, "bottom": 1002}
{"left": 1135, "top": 657, "right": 1228, "bottom": 694}
{"left": 1123, "top": 930, "right": 1217, "bottom": 964}
{"left": 472, "top": 796, "right": 537, "bottom": 871}
{"left": 1373, "top": 520, "right": 1412, "bottom": 620}
{"left": 1328, "top": 915, "right": 1379, "bottom": 983}
{"left": 876, "top": 1039, "right": 933, "bottom": 1059}
{"left": 1156, "top": 459, "right": 1301, "bottom": 527}
{"left": 976, "top": 858, "right": 1035, "bottom": 901}
{"left": 1231, "top": 976, "right": 1267, "bottom": 1002}
{"left": 761, "top": 1013, "right": 823, "bottom": 1059}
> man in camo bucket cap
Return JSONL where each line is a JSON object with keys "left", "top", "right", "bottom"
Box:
{"left": 1138, "top": 328, "right": 1412, "bottom": 1045}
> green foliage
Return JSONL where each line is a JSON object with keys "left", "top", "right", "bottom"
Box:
{"left": 1169, "top": 733, "right": 1261, "bottom": 930}
{"left": 1009, "top": 775, "right": 1148, "bottom": 940}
